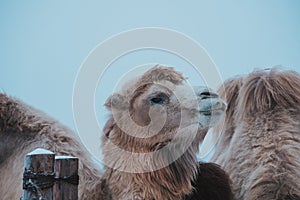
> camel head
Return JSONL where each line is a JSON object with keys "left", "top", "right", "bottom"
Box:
{"left": 102, "top": 66, "right": 226, "bottom": 163}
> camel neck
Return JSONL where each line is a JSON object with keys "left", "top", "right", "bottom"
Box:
{"left": 104, "top": 149, "right": 198, "bottom": 200}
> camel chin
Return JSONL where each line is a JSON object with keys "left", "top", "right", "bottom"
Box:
{"left": 198, "top": 97, "right": 227, "bottom": 128}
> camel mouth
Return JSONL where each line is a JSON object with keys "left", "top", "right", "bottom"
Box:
{"left": 199, "top": 108, "right": 225, "bottom": 116}
{"left": 199, "top": 110, "right": 213, "bottom": 116}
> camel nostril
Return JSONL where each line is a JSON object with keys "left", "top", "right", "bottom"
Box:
{"left": 200, "top": 91, "right": 218, "bottom": 100}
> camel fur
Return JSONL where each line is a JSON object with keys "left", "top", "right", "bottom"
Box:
{"left": 101, "top": 66, "right": 231, "bottom": 199}
{"left": 0, "top": 65, "right": 232, "bottom": 199}
{"left": 210, "top": 68, "right": 300, "bottom": 200}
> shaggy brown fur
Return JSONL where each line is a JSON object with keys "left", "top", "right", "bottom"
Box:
{"left": 210, "top": 69, "right": 300, "bottom": 200}
{"left": 0, "top": 93, "right": 110, "bottom": 199}
{"left": 101, "top": 66, "right": 231, "bottom": 199}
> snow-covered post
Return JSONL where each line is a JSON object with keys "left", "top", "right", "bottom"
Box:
{"left": 22, "top": 148, "right": 55, "bottom": 200}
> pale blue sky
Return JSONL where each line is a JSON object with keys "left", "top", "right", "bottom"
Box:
{"left": 1, "top": 1, "right": 300, "bottom": 160}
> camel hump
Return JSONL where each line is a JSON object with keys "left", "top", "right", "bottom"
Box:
{"left": 0, "top": 93, "right": 18, "bottom": 132}
{"left": 237, "top": 69, "right": 300, "bottom": 117}
{"left": 0, "top": 93, "right": 46, "bottom": 134}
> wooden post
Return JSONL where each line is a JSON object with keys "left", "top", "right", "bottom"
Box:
{"left": 22, "top": 148, "right": 55, "bottom": 200}
{"left": 54, "top": 156, "right": 79, "bottom": 200}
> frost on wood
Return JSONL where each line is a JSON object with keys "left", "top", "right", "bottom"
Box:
{"left": 27, "top": 148, "right": 54, "bottom": 155}
{"left": 22, "top": 148, "right": 55, "bottom": 200}
{"left": 22, "top": 149, "right": 79, "bottom": 200}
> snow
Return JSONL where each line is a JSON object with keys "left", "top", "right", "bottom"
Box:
{"left": 27, "top": 148, "right": 54, "bottom": 155}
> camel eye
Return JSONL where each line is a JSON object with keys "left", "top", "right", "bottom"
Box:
{"left": 149, "top": 94, "right": 168, "bottom": 105}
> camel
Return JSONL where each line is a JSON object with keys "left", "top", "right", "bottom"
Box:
{"left": 0, "top": 93, "right": 110, "bottom": 199}
{"left": 209, "top": 68, "right": 300, "bottom": 200}
{"left": 0, "top": 65, "right": 232, "bottom": 199}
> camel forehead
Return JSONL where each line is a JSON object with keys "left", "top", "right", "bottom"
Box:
{"left": 126, "top": 66, "right": 185, "bottom": 89}
{"left": 121, "top": 78, "right": 190, "bottom": 100}
{"left": 146, "top": 80, "right": 185, "bottom": 93}
{"left": 120, "top": 73, "right": 184, "bottom": 96}
{"left": 137, "top": 66, "right": 186, "bottom": 84}
{"left": 138, "top": 80, "right": 196, "bottom": 100}
{"left": 141, "top": 82, "right": 173, "bottom": 96}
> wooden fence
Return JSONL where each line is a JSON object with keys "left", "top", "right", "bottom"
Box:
{"left": 21, "top": 148, "right": 79, "bottom": 200}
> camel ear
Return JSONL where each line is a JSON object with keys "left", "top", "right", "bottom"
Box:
{"left": 105, "top": 93, "right": 128, "bottom": 110}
